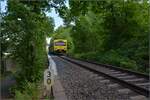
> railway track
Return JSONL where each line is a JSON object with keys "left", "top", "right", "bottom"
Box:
{"left": 59, "top": 55, "right": 149, "bottom": 99}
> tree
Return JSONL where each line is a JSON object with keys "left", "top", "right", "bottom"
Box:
{"left": 1, "top": 0, "right": 56, "bottom": 89}
{"left": 57, "top": 0, "right": 149, "bottom": 73}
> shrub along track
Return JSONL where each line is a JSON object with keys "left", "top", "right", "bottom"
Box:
{"left": 59, "top": 55, "right": 149, "bottom": 99}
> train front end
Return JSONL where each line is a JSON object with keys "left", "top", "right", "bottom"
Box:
{"left": 54, "top": 39, "right": 67, "bottom": 53}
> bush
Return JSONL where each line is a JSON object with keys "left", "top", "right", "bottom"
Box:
{"left": 14, "top": 82, "right": 40, "bottom": 100}
{"left": 73, "top": 50, "right": 141, "bottom": 73}
{"left": 74, "top": 52, "right": 99, "bottom": 60}
{"left": 15, "top": 90, "right": 31, "bottom": 100}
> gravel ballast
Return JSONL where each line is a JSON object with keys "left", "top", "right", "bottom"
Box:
{"left": 52, "top": 56, "right": 141, "bottom": 100}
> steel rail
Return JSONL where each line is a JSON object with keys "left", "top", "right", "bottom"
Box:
{"left": 59, "top": 56, "right": 149, "bottom": 97}
{"left": 84, "top": 60, "right": 149, "bottom": 79}
{"left": 62, "top": 55, "right": 149, "bottom": 79}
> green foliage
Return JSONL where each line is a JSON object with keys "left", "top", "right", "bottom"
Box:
{"left": 1, "top": 0, "right": 56, "bottom": 91}
{"left": 58, "top": 0, "right": 149, "bottom": 74}
{"left": 74, "top": 50, "right": 139, "bottom": 72}
{"left": 15, "top": 91, "right": 31, "bottom": 100}
{"left": 14, "top": 82, "right": 40, "bottom": 100}
{"left": 71, "top": 11, "right": 105, "bottom": 53}
{"left": 1, "top": 0, "right": 68, "bottom": 98}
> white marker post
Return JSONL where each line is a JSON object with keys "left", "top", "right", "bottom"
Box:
{"left": 44, "top": 55, "right": 57, "bottom": 97}
{"left": 44, "top": 69, "right": 54, "bottom": 96}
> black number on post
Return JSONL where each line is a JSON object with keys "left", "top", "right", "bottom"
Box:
{"left": 47, "top": 78, "right": 51, "bottom": 84}
{"left": 47, "top": 71, "right": 51, "bottom": 77}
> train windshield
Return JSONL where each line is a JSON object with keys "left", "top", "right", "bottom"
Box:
{"left": 55, "top": 42, "right": 66, "bottom": 46}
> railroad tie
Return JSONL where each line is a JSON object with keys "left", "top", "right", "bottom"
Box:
{"left": 112, "top": 73, "right": 127, "bottom": 77}
{"left": 125, "top": 78, "right": 145, "bottom": 82}
{"left": 118, "top": 88, "right": 131, "bottom": 94}
{"left": 110, "top": 71, "right": 121, "bottom": 74}
{"left": 99, "top": 80, "right": 110, "bottom": 84}
{"left": 136, "top": 82, "right": 150, "bottom": 86}
{"left": 96, "top": 77, "right": 104, "bottom": 80}
{"left": 117, "top": 75, "right": 135, "bottom": 79}
{"left": 130, "top": 95, "right": 147, "bottom": 100}
{"left": 109, "top": 70, "right": 116, "bottom": 72}
{"left": 108, "top": 83, "right": 119, "bottom": 88}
